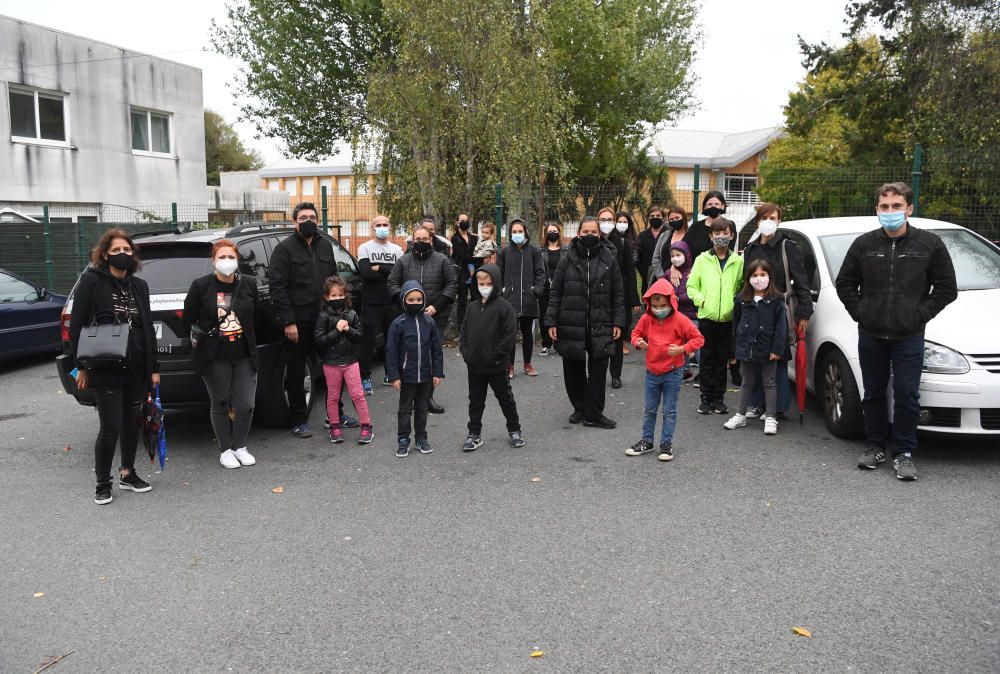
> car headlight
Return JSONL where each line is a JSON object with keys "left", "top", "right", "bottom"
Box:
{"left": 923, "top": 341, "right": 970, "bottom": 374}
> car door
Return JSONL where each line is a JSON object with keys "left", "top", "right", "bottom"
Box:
{"left": 238, "top": 237, "right": 282, "bottom": 346}
{"left": 0, "top": 270, "right": 60, "bottom": 358}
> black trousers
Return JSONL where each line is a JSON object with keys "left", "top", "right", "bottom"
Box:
{"left": 562, "top": 352, "right": 609, "bottom": 421}
{"left": 609, "top": 310, "right": 637, "bottom": 378}
{"left": 538, "top": 291, "right": 553, "bottom": 348}
{"left": 509, "top": 317, "right": 535, "bottom": 366}
{"left": 93, "top": 367, "right": 145, "bottom": 486}
{"left": 284, "top": 323, "right": 315, "bottom": 427}
{"left": 698, "top": 319, "right": 733, "bottom": 402}
{"left": 455, "top": 280, "right": 471, "bottom": 334}
{"left": 398, "top": 380, "right": 433, "bottom": 441}
{"left": 467, "top": 371, "right": 521, "bottom": 435}
{"left": 359, "top": 302, "right": 398, "bottom": 378}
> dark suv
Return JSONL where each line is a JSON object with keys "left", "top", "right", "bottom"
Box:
{"left": 56, "top": 224, "right": 366, "bottom": 426}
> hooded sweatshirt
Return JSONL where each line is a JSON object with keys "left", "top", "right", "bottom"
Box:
{"left": 385, "top": 280, "right": 444, "bottom": 384}
{"left": 667, "top": 240, "right": 697, "bottom": 319}
{"left": 459, "top": 264, "right": 518, "bottom": 374}
{"left": 631, "top": 278, "right": 705, "bottom": 375}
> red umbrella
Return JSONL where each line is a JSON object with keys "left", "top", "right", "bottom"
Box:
{"left": 795, "top": 323, "right": 808, "bottom": 424}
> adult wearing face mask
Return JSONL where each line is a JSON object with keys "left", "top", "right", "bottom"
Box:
{"left": 544, "top": 215, "right": 626, "bottom": 429}
{"left": 498, "top": 219, "right": 547, "bottom": 378}
{"left": 836, "top": 182, "right": 956, "bottom": 481}
{"left": 183, "top": 240, "right": 260, "bottom": 469}
{"left": 69, "top": 229, "right": 159, "bottom": 505}
{"left": 636, "top": 205, "right": 666, "bottom": 293}
{"left": 388, "top": 224, "right": 458, "bottom": 414}
{"left": 538, "top": 222, "right": 566, "bottom": 356}
{"left": 269, "top": 202, "right": 341, "bottom": 437}
{"left": 648, "top": 205, "right": 690, "bottom": 286}
{"left": 450, "top": 213, "right": 481, "bottom": 335}
{"left": 357, "top": 214, "right": 404, "bottom": 391}
{"left": 740, "top": 203, "right": 814, "bottom": 418}
{"left": 406, "top": 216, "right": 453, "bottom": 256}
{"left": 684, "top": 191, "right": 736, "bottom": 261}
{"left": 602, "top": 209, "right": 641, "bottom": 388}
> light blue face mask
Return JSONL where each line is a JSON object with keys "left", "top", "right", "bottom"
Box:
{"left": 511, "top": 233, "right": 526, "bottom": 245}
{"left": 878, "top": 211, "right": 907, "bottom": 232}
{"left": 652, "top": 307, "right": 672, "bottom": 319}
{"left": 375, "top": 226, "right": 390, "bottom": 239}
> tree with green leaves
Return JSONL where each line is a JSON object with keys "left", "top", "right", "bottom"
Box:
{"left": 204, "top": 110, "right": 264, "bottom": 186}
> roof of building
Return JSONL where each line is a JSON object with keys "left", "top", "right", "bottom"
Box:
{"left": 647, "top": 127, "right": 784, "bottom": 169}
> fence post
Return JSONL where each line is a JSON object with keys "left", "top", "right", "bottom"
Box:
{"left": 171, "top": 202, "right": 178, "bottom": 229}
{"left": 43, "top": 204, "right": 54, "bottom": 290}
{"left": 537, "top": 165, "right": 546, "bottom": 238}
{"left": 494, "top": 183, "right": 504, "bottom": 245}
{"left": 321, "top": 185, "right": 329, "bottom": 234}
{"left": 692, "top": 164, "right": 701, "bottom": 221}
{"left": 911, "top": 143, "right": 923, "bottom": 217}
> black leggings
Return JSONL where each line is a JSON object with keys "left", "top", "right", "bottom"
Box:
{"left": 93, "top": 368, "right": 145, "bottom": 486}
{"left": 509, "top": 317, "right": 535, "bottom": 366}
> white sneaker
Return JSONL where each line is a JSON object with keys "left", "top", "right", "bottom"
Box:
{"left": 763, "top": 417, "right": 778, "bottom": 435}
{"left": 723, "top": 413, "right": 747, "bottom": 430}
{"left": 233, "top": 447, "right": 256, "bottom": 466}
{"left": 220, "top": 449, "right": 241, "bottom": 469}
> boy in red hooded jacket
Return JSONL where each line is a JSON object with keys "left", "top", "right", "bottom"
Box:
{"left": 627, "top": 278, "right": 704, "bottom": 461}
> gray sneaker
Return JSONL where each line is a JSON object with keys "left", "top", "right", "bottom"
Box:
{"left": 508, "top": 432, "right": 526, "bottom": 448}
{"left": 893, "top": 454, "right": 918, "bottom": 481}
{"left": 857, "top": 447, "right": 886, "bottom": 470}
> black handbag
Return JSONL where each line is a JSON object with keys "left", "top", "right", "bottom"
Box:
{"left": 77, "top": 316, "right": 130, "bottom": 368}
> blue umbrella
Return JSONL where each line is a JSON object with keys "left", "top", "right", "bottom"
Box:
{"left": 154, "top": 385, "right": 167, "bottom": 470}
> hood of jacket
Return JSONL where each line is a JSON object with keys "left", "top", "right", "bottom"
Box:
{"left": 400, "top": 279, "right": 426, "bottom": 311}
{"left": 475, "top": 263, "right": 502, "bottom": 303}
{"left": 642, "top": 277, "right": 680, "bottom": 316}
{"left": 668, "top": 240, "right": 694, "bottom": 274}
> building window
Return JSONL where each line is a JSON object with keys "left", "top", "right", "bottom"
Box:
{"left": 267, "top": 179, "right": 281, "bottom": 191}
{"left": 337, "top": 178, "right": 351, "bottom": 196}
{"left": 337, "top": 220, "right": 352, "bottom": 238}
{"left": 355, "top": 220, "right": 370, "bottom": 238}
{"left": 355, "top": 177, "right": 369, "bottom": 195}
{"left": 286, "top": 179, "right": 298, "bottom": 195}
{"left": 130, "top": 107, "right": 171, "bottom": 155}
{"left": 8, "top": 85, "right": 67, "bottom": 143}
{"left": 302, "top": 179, "right": 315, "bottom": 196}
{"left": 319, "top": 178, "right": 332, "bottom": 195}
{"left": 724, "top": 174, "right": 759, "bottom": 202}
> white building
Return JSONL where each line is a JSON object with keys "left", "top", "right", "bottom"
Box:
{"left": 0, "top": 15, "right": 207, "bottom": 223}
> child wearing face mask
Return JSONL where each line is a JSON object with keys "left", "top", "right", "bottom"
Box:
{"left": 724, "top": 260, "right": 787, "bottom": 436}
{"left": 314, "top": 277, "right": 372, "bottom": 445}
{"left": 627, "top": 279, "right": 704, "bottom": 461}
{"left": 473, "top": 223, "right": 499, "bottom": 265}
{"left": 458, "top": 265, "right": 525, "bottom": 451}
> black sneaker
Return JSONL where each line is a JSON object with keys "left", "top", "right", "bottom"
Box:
{"left": 118, "top": 471, "right": 151, "bottom": 493}
{"left": 583, "top": 415, "right": 616, "bottom": 429}
{"left": 568, "top": 410, "right": 584, "bottom": 424}
{"left": 508, "top": 431, "right": 526, "bottom": 448}
{"left": 395, "top": 437, "right": 410, "bottom": 458}
{"left": 462, "top": 435, "right": 484, "bottom": 452}
{"left": 416, "top": 439, "right": 434, "bottom": 454}
{"left": 657, "top": 442, "right": 674, "bottom": 462}
{"left": 427, "top": 398, "right": 445, "bottom": 415}
{"left": 697, "top": 400, "right": 713, "bottom": 415}
{"left": 341, "top": 415, "right": 360, "bottom": 429}
{"left": 292, "top": 424, "right": 313, "bottom": 438}
{"left": 94, "top": 483, "right": 113, "bottom": 505}
{"left": 625, "top": 439, "right": 654, "bottom": 456}
{"left": 857, "top": 447, "right": 886, "bottom": 470}
{"left": 893, "top": 454, "right": 917, "bottom": 481}
{"left": 745, "top": 406, "right": 765, "bottom": 419}
{"left": 382, "top": 376, "right": 393, "bottom": 386}
{"left": 714, "top": 400, "right": 729, "bottom": 415}
{"left": 611, "top": 376, "right": 622, "bottom": 389}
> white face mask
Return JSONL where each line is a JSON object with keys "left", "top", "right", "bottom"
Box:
{"left": 758, "top": 219, "right": 778, "bottom": 237}
{"left": 215, "top": 258, "right": 238, "bottom": 276}
{"left": 670, "top": 255, "right": 685, "bottom": 268}
{"left": 599, "top": 220, "right": 615, "bottom": 235}
{"left": 478, "top": 286, "right": 493, "bottom": 299}
{"left": 615, "top": 222, "right": 628, "bottom": 233}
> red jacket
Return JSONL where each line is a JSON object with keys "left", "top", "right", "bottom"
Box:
{"left": 631, "top": 278, "right": 705, "bottom": 375}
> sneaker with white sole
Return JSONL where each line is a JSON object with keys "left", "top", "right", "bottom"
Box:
{"left": 625, "top": 439, "right": 654, "bottom": 456}
{"left": 94, "top": 483, "right": 113, "bottom": 505}
{"left": 220, "top": 449, "right": 241, "bottom": 469}
{"left": 763, "top": 416, "right": 778, "bottom": 435}
{"left": 233, "top": 447, "right": 256, "bottom": 466}
{"left": 462, "top": 434, "right": 484, "bottom": 452}
{"left": 723, "top": 413, "right": 747, "bottom": 430}
{"left": 657, "top": 442, "right": 674, "bottom": 461}
{"left": 745, "top": 406, "right": 765, "bottom": 419}
{"left": 118, "top": 470, "right": 152, "bottom": 492}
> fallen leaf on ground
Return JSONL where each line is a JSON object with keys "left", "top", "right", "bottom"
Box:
{"left": 530, "top": 650, "right": 545, "bottom": 657}
{"left": 530, "top": 477, "right": 542, "bottom": 483}
{"left": 792, "top": 627, "right": 812, "bottom": 637}
{"left": 271, "top": 486, "right": 284, "bottom": 494}
{"left": 33, "top": 592, "right": 44, "bottom": 598}
{"left": 99, "top": 576, "right": 107, "bottom": 581}
{"left": 63, "top": 445, "right": 71, "bottom": 452}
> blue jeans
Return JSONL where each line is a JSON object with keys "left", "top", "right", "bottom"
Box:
{"left": 858, "top": 332, "right": 924, "bottom": 455}
{"left": 751, "top": 358, "right": 790, "bottom": 413}
{"left": 642, "top": 367, "right": 684, "bottom": 444}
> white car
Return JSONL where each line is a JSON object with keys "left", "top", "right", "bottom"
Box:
{"left": 774, "top": 217, "right": 1000, "bottom": 438}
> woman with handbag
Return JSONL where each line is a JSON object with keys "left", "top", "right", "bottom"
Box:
{"left": 70, "top": 229, "right": 160, "bottom": 505}
{"left": 183, "top": 239, "right": 260, "bottom": 470}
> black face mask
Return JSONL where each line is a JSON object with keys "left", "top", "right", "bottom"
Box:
{"left": 412, "top": 241, "right": 432, "bottom": 256}
{"left": 579, "top": 234, "right": 600, "bottom": 249}
{"left": 459, "top": 221, "right": 470, "bottom": 231}
{"left": 703, "top": 206, "right": 725, "bottom": 219}
{"left": 298, "top": 219, "right": 319, "bottom": 238}
{"left": 404, "top": 302, "right": 423, "bottom": 315}
{"left": 669, "top": 219, "right": 685, "bottom": 230}
{"left": 546, "top": 231, "right": 560, "bottom": 243}
{"left": 328, "top": 299, "right": 346, "bottom": 312}
{"left": 649, "top": 217, "right": 664, "bottom": 230}
{"left": 107, "top": 253, "right": 133, "bottom": 271}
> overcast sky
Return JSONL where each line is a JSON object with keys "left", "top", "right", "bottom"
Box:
{"left": 1, "top": 0, "right": 851, "bottom": 165}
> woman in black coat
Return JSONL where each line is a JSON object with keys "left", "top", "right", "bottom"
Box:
{"left": 183, "top": 239, "right": 260, "bottom": 469}
{"left": 538, "top": 222, "right": 566, "bottom": 355}
{"left": 600, "top": 208, "right": 641, "bottom": 388}
{"left": 450, "top": 213, "right": 480, "bottom": 332}
{"left": 497, "top": 219, "right": 547, "bottom": 378}
{"left": 69, "top": 229, "right": 159, "bottom": 505}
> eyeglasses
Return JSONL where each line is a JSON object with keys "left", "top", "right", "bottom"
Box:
{"left": 296, "top": 216, "right": 317, "bottom": 223}
{"left": 598, "top": 219, "right": 614, "bottom": 224}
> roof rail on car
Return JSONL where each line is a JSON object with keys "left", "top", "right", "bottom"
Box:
{"left": 224, "top": 222, "right": 295, "bottom": 237}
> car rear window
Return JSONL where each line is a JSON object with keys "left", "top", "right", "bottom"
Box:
{"left": 136, "top": 244, "right": 213, "bottom": 294}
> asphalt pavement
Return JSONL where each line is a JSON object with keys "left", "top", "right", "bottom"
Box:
{"left": 1, "top": 348, "right": 998, "bottom": 672}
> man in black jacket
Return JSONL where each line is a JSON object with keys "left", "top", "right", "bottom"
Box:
{"left": 636, "top": 204, "right": 665, "bottom": 294}
{"left": 269, "top": 202, "right": 341, "bottom": 437}
{"left": 545, "top": 216, "right": 626, "bottom": 428}
{"left": 835, "top": 182, "right": 957, "bottom": 481}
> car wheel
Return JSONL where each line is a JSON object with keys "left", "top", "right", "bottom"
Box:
{"left": 257, "top": 349, "right": 320, "bottom": 427}
{"left": 820, "top": 348, "right": 864, "bottom": 439}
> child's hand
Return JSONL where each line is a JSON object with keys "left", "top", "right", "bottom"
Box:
{"left": 432, "top": 377, "right": 442, "bottom": 387}
{"left": 667, "top": 343, "right": 685, "bottom": 356}
{"left": 392, "top": 380, "right": 401, "bottom": 391}
{"left": 769, "top": 353, "right": 781, "bottom": 361}
{"left": 635, "top": 338, "right": 648, "bottom": 350}
{"left": 336, "top": 319, "right": 349, "bottom": 332}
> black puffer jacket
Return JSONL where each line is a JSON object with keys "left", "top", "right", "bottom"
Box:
{"left": 498, "top": 240, "right": 546, "bottom": 318}
{"left": 313, "top": 305, "right": 364, "bottom": 365}
{"left": 835, "top": 225, "right": 957, "bottom": 339}
{"left": 386, "top": 248, "right": 458, "bottom": 314}
{"left": 544, "top": 238, "right": 625, "bottom": 361}
{"left": 459, "top": 264, "right": 517, "bottom": 374}
{"left": 269, "top": 232, "right": 338, "bottom": 326}
{"left": 609, "top": 230, "right": 641, "bottom": 309}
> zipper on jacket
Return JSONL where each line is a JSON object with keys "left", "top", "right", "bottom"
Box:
{"left": 886, "top": 239, "right": 896, "bottom": 339}
{"left": 519, "top": 250, "right": 524, "bottom": 314}
{"left": 416, "top": 313, "right": 423, "bottom": 382}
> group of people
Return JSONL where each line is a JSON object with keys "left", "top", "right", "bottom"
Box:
{"left": 68, "top": 181, "right": 956, "bottom": 504}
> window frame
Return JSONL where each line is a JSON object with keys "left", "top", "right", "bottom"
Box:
{"left": 7, "top": 83, "right": 70, "bottom": 147}
{"left": 129, "top": 105, "right": 174, "bottom": 158}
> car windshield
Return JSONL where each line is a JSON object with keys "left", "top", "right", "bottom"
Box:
{"left": 136, "top": 245, "right": 213, "bottom": 294}
{"left": 819, "top": 228, "right": 1000, "bottom": 291}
